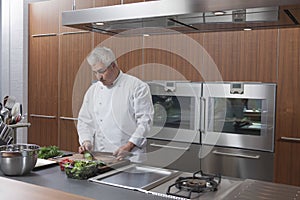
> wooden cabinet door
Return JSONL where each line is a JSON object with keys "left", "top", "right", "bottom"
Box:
{"left": 274, "top": 27, "right": 300, "bottom": 186}
{"left": 29, "top": 0, "right": 59, "bottom": 35}
{"left": 203, "top": 29, "right": 277, "bottom": 82}
{"left": 58, "top": 32, "right": 93, "bottom": 152}
{"left": 94, "top": 0, "right": 120, "bottom": 7}
{"left": 28, "top": 35, "right": 59, "bottom": 147}
{"left": 58, "top": 0, "right": 94, "bottom": 33}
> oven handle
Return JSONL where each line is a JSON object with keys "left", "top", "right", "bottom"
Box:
{"left": 212, "top": 150, "right": 260, "bottom": 159}
{"left": 200, "top": 97, "right": 206, "bottom": 134}
{"left": 150, "top": 143, "right": 190, "bottom": 151}
{"left": 280, "top": 136, "right": 300, "bottom": 142}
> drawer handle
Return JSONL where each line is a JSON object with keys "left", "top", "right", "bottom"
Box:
{"left": 150, "top": 143, "right": 190, "bottom": 151}
{"left": 31, "top": 33, "right": 57, "bottom": 37}
{"left": 212, "top": 150, "right": 260, "bottom": 159}
{"left": 30, "top": 114, "right": 56, "bottom": 119}
{"left": 61, "top": 31, "right": 90, "bottom": 35}
{"left": 280, "top": 137, "right": 300, "bottom": 142}
{"left": 60, "top": 116, "right": 78, "bottom": 121}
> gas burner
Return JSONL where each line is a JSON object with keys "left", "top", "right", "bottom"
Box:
{"left": 167, "top": 170, "right": 221, "bottom": 199}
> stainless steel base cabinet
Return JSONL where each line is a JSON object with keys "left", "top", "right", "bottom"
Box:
{"left": 144, "top": 139, "right": 201, "bottom": 173}
{"left": 200, "top": 145, "right": 274, "bottom": 182}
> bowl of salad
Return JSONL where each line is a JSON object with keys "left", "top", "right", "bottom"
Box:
{"left": 63, "top": 160, "right": 105, "bottom": 180}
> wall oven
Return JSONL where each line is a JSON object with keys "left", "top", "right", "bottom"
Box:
{"left": 144, "top": 81, "right": 202, "bottom": 172}
{"left": 147, "top": 81, "right": 202, "bottom": 144}
{"left": 200, "top": 82, "right": 276, "bottom": 181}
{"left": 201, "top": 82, "right": 276, "bottom": 152}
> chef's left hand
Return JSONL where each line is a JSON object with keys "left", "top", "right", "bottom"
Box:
{"left": 113, "top": 142, "right": 135, "bottom": 160}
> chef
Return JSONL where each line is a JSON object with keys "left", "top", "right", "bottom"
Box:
{"left": 77, "top": 46, "right": 154, "bottom": 162}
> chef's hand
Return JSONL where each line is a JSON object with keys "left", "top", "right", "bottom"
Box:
{"left": 78, "top": 140, "right": 93, "bottom": 153}
{"left": 113, "top": 142, "right": 135, "bottom": 160}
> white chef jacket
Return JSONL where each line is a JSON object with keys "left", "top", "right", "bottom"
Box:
{"left": 77, "top": 71, "right": 154, "bottom": 162}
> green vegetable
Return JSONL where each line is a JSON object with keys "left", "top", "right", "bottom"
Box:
{"left": 38, "top": 146, "right": 63, "bottom": 159}
{"left": 83, "top": 152, "right": 93, "bottom": 161}
{"left": 65, "top": 160, "right": 103, "bottom": 180}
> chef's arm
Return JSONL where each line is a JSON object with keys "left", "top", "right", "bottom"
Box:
{"left": 113, "top": 142, "right": 135, "bottom": 160}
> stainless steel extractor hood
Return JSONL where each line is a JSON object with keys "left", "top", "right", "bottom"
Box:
{"left": 62, "top": 0, "right": 300, "bottom": 35}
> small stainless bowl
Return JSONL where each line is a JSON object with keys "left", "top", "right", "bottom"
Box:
{"left": 0, "top": 144, "right": 40, "bottom": 175}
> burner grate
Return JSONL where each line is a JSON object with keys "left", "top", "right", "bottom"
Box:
{"left": 166, "top": 170, "right": 221, "bottom": 199}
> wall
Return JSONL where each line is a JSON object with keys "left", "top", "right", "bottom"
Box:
{"left": 0, "top": 0, "right": 27, "bottom": 143}
{"left": 0, "top": 0, "right": 47, "bottom": 143}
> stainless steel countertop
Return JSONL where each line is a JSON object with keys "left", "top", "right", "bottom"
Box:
{"left": 1, "top": 164, "right": 300, "bottom": 200}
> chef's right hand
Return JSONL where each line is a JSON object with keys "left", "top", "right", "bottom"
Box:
{"left": 78, "top": 140, "right": 93, "bottom": 153}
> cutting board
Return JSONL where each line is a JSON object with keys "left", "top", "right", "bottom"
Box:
{"left": 53, "top": 152, "right": 130, "bottom": 173}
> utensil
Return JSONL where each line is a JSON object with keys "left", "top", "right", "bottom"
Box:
{"left": 3, "top": 96, "right": 16, "bottom": 110}
{"left": 0, "top": 144, "right": 40, "bottom": 175}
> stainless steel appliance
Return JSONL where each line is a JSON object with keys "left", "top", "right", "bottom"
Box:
{"left": 200, "top": 82, "right": 276, "bottom": 181}
{"left": 147, "top": 81, "right": 202, "bottom": 143}
{"left": 62, "top": 0, "right": 300, "bottom": 35}
{"left": 144, "top": 81, "right": 202, "bottom": 172}
{"left": 89, "top": 164, "right": 180, "bottom": 191}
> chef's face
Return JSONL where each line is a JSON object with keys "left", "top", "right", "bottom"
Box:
{"left": 91, "top": 62, "right": 116, "bottom": 86}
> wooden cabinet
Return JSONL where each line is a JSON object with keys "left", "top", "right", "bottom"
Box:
{"left": 58, "top": 32, "right": 93, "bottom": 152}
{"left": 274, "top": 27, "right": 300, "bottom": 186}
{"left": 59, "top": 0, "right": 93, "bottom": 33}
{"left": 28, "top": 35, "right": 59, "bottom": 146}
{"left": 29, "top": 0, "right": 59, "bottom": 35}
{"left": 203, "top": 29, "right": 277, "bottom": 82}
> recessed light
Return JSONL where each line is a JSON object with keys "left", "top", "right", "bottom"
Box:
{"left": 143, "top": 34, "right": 150, "bottom": 37}
{"left": 213, "top": 11, "right": 225, "bottom": 16}
{"left": 243, "top": 28, "right": 252, "bottom": 31}
{"left": 95, "top": 22, "right": 104, "bottom": 26}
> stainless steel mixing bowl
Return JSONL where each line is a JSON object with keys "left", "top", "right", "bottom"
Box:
{"left": 0, "top": 144, "right": 40, "bottom": 175}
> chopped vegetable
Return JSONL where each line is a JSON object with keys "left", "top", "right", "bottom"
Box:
{"left": 38, "top": 146, "right": 63, "bottom": 159}
{"left": 83, "top": 152, "right": 93, "bottom": 161}
{"left": 64, "top": 160, "right": 106, "bottom": 180}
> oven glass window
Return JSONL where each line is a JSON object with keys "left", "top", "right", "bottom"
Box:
{"left": 152, "top": 95, "right": 195, "bottom": 130}
{"left": 209, "top": 98, "right": 263, "bottom": 136}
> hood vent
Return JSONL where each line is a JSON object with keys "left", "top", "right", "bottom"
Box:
{"left": 62, "top": 0, "right": 300, "bottom": 35}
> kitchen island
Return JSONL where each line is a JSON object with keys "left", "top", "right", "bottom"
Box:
{"left": 1, "top": 164, "right": 300, "bottom": 200}
{"left": 0, "top": 164, "right": 172, "bottom": 200}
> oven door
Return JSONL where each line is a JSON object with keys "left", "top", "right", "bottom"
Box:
{"left": 147, "top": 81, "right": 202, "bottom": 143}
{"left": 201, "top": 82, "right": 276, "bottom": 152}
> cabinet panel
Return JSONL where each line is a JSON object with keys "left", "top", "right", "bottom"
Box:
{"left": 203, "top": 30, "right": 260, "bottom": 82}
{"left": 28, "top": 35, "right": 59, "bottom": 146}
{"left": 59, "top": 120, "right": 79, "bottom": 152}
{"left": 28, "top": 36, "right": 59, "bottom": 116}
{"left": 94, "top": 0, "right": 120, "bottom": 7}
{"left": 144, "top": 139, "right": 201, "bottom": 173}
{"left": 28, "top": 118, "right": 58, "bottom": 147}
{"left": 143, "top": 33, "right": 204, "bottom": 82}
{"left": 29, "top": 0, "right": 59, "bottom": 35}
{"left": 59, "top": 0, "right": 94, "bottom": 33}
{"left": 59, "top": 32, "right": 93, "bottom": 150}
{"left": 275, "top": 141, "right": 300, "bottom": 186}
{"left": 256, "top": 29, "right": 278, "bottom": 82}
{"left": 275, "top": 27, "right": 300, "bottom": 186}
